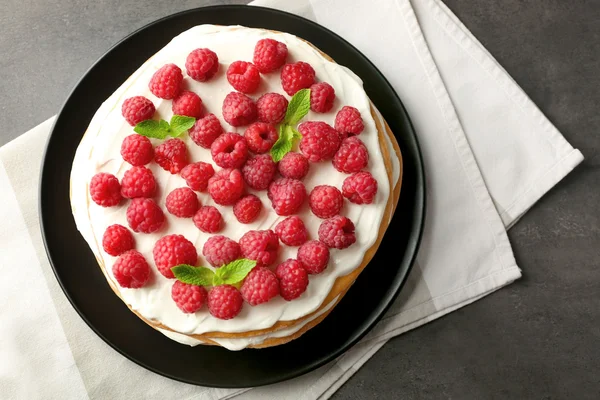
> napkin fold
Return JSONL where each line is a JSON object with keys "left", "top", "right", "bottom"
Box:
{"left": 0, "top": 0, "right": 582, "bottom": 399}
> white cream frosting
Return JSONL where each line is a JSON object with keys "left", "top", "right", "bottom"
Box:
{"left": 70, "top": 25, "right": 395, "bottom": 348}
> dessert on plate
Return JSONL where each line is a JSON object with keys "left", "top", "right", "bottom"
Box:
{"left": 70, "top": 25, "right": 402, "bottom": 350}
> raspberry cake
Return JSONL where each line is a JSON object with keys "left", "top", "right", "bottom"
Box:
{"left": 70, "top": 25, "right": 402, "bottom": 350}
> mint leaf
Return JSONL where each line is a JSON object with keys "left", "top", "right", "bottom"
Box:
{"left": 159, "top": 119, "right": 170, "bottom": 132}
{"left": 171, "top": 265, "right": 215, "bottom": 286}
{"left": 134, "top": 120, "right": 168, "bottom": 139}
{"left": 215, "top": 258, "right": 257, "bottom": 285}
{"left": 170, "top": 115, "right": 196, "bottom": 137}
{"left": 270, "top": 124, "right": 295, "bottom": 162}
{"left": 284, "top": 89, "right": 311, "bottom": 125}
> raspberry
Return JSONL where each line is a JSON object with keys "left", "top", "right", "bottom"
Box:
{"left": 120, "top": 166, "right": 156, "bottom": 199}
{"left": 222, "top": 92, "right": 258, "bottom": 127}
{"left": 239, "top": 230, "right": 279, "bottom": 267}
{"left": 297, "top": 240, "right": 329, "bottom": 274}
{"left": 240, "top": 267, "right": 279, "bottom": 306}
{"left": 102, "top": 224, "right": 135, "bottom": 256}
{"left": 207, "top": 168, "right": 244, "bottom": 205}
{"left": 155, "top": 138, "right": 189, "bottom": 174}
{"left": 234, "top": 195, "right": 262, "bottom": 224}
{"left": 185, "top": 48, "right": 219, "bottom": 82}
{"left": 253, "top": 38, "right": 288, "bottom": 73}
{"left": 242, "top": 154, "right": 276, "bottom": 190}
{"left": 318, "top": 215, "right": 356, "bottom": 249}
{"left": 342, "top": 171, "right": 378, "bottom": 204}
{"left": 166, "top": 187, "right": 199, "bottom": 218}
{"left": 210, "top": 133, "right": 248, "bottom": 169}
{"left": 256, "top": 93, "right": 288, "bottom": 124}
{"left": 193, "top": 206, "right": 223, "bottom": 233}
{"left": 180, "top": 162, "right": 214, "bottom": 192}
{"left": 149, "top": 63, "right": 183, "bottom": 99}
{"left": 333, "top": 137, "right": 369, "bottom": 174}
{"left": 126, "top": 198, "right": 165, "bottom": 233}
{"left": 189, "top": 114, "right": 224, "bottom": 149}
{"left": 275, "top": 216, "right": 308, "bottom": 246}
{"left": 309, "top": 185, "right": 343, "bottom": 219}
{"left": 275, "top": 259, "right": 308, "bottom": 301}
{"left": 299, "top": 121, "right": 342, "bottom": 162}
{"left": 309, "top": 82, "right": 335, "bottom": 113}
{"left": 226, "top": 61, "right": 261, "bottom": 94}
{"left": 208, "top": 285, "right": 243, "bottom": 320}
{"left": 278, "top": 152, "right": 309, "bottom": 180}
{"left": 281, "top": 62, "right": 316, "bottom": 96}
{"left": 153, "top": 234, "right": 198, "bottom": 278}
{"left": 267, "top": 178, "right": 307, "bottom": 216}
{"left": 203, "top": 235, "right": 241, "bottom": 267}
{"left": 172, "top": 281, "right": 207, "bottom": 313}
{"left": 90, "top": 172, "right": 122, "bottom": 207}
{"left": 172, "top": 91, "right": 203, "bottom": 118}
{"left": 112, "top": 250, "right": 151, "bottom": 289}
{"left": 121, "top": 96, "right": 155, "bottom": 126}
{"left": 244, "top": 122, "right": 278, "bottom": 154}
{"left": 120, "top": 134, "right": 154, "bottom": 166}
{"left": 335, "top": 106, "right": 364, "bottom": 137}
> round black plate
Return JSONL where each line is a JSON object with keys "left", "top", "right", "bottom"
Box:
{"left": 40, "top": 5, "right": 425, "bottom": 388}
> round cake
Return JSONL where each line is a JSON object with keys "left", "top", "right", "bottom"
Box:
{"left": 70, "top": 25, "right": 403, "bottom": 350}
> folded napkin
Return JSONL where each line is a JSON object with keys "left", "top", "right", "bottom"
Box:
{"left": 0, "top": 0, "right": 583, "bottom": 399}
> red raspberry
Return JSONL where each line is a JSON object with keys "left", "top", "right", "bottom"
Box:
{"left": 240, "top": 267, "right": 279, "bottom": 306}
{"left": 278, "top": 152, "right": 309, "bottom": 180}
{"left": 222, "top": 92, "right": 258, "bottom": 127}
{"left": 172, "top": 281, "right": 207, "bottom": 313}
{"left": 112, "top": 250, "right": 151, "bottom": 289}
{"left": 275, "top": 216, "right": 308, "bottom": 246}
{"left": 180, "top": 162, "right": 214, "bottom": 192}
{"left": 281, "top": 62, "right": 316, "bottom": 96}
{"left": 153, "top": 234, "right": 198, "bottom": 279}
{"left": 234, "top": 195, "right": 262, "bottom": 224}
{"left": 267, "top": 178, "right": 306, "bottom": 216}
{"left": 149, "top": 63, "right": 183, "bottom": 99}
{"left": 208, "top": 285, "right": 243, "bottom": 320}
{"left": 102, "top": 224, "right": 135, "bottom": 256}
{"left": 242, "top": 154, "right": 276, "bottom": 190}
{"left": 172, "top": 91, "right": 203, "bottom": 118}
{"left": 207, "top": 168, "right": 244, "bottom": 205}
{"left": 256, "top": 93, "right": 288, "bottom": 124}
{"left": 126, "top": 198, "right": 165, "bottom": 233}
{"left": 335, "top": 106, "right": 364, "bottom": 137}
{"left": 90, "top": 173, "right": 122, "bottom": 207}
{"left": 239, "top": 230, "right": 279, "bottom": 267}
{"left": 210, "top": 133, "right": 248, "bottom": 169}
{"left": 333, "top": 137, "right": 369, "bottom": 173}
{"left": 203, "top": 235, "right": 240, "bottom": 267}
{"left": 309, "top": 185, "right": 343, "bottom": 219}
{"left": 275, "top": 259, "right": 308, "bottom": 301}
{"left": 189, "top": 114, "right": 224, "bottom": 149}
{"left": 166, "top": 187, "right": 199, "bottom": 218}
{"left": 121, "top": 96, "right": 155, "bottom": 126}
{"left": 297, "top": 240, "right": 329, "bottom": 274}
{"left": 318, "top": 215, "right": 356, "bottom": 249}
{"left": 155, "top": 138, "right": 189, "bottom": 174}
{"left": 226, "top": 61, "right": 261, "bottom": 94}
{"left": 309, "top": 82, "right": 335, "bottom": 113}
{"left": 253, "top": 38, "right": 288, "bottom": 73}
{"left": 193, "top": 206, "right": 223, "bottom": 233}
{"left": 185, "top": 48, "right": 219, "bottom": 82}
{"left": 342, "top": 171, "right": 378, "bottom": 204}
{"left": 244, "top": 122, "right": 278, "bottom": 154}
{"left": 121, "top": 134, "right": 154, "bottom": 166}
{"left": 299, "top": 121, "right": 342, "bottom": 162}
{"left": 120, "top": 166, "right": 156, "bottom": 199}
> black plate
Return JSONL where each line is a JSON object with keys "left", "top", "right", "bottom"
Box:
{"left": 40, "top": 5, "right": 425, "bottom": 388}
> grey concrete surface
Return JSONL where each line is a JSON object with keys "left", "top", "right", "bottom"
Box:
{"left": 2, "top": 0, "right": 599, "bottom": 398}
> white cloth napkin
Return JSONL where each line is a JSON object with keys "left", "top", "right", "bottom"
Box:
{"left": 0, "top": 0, "right": 583, "bottom": 399}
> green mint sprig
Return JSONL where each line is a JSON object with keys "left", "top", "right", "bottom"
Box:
{"left": 134, "top": 115, "right": 196, "bottom": 139}
{"left": 270, "top": 88, "right": 310, "bottom": 162}
{"left": 171, "top": 258, "right": 257, "bottom": 287}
